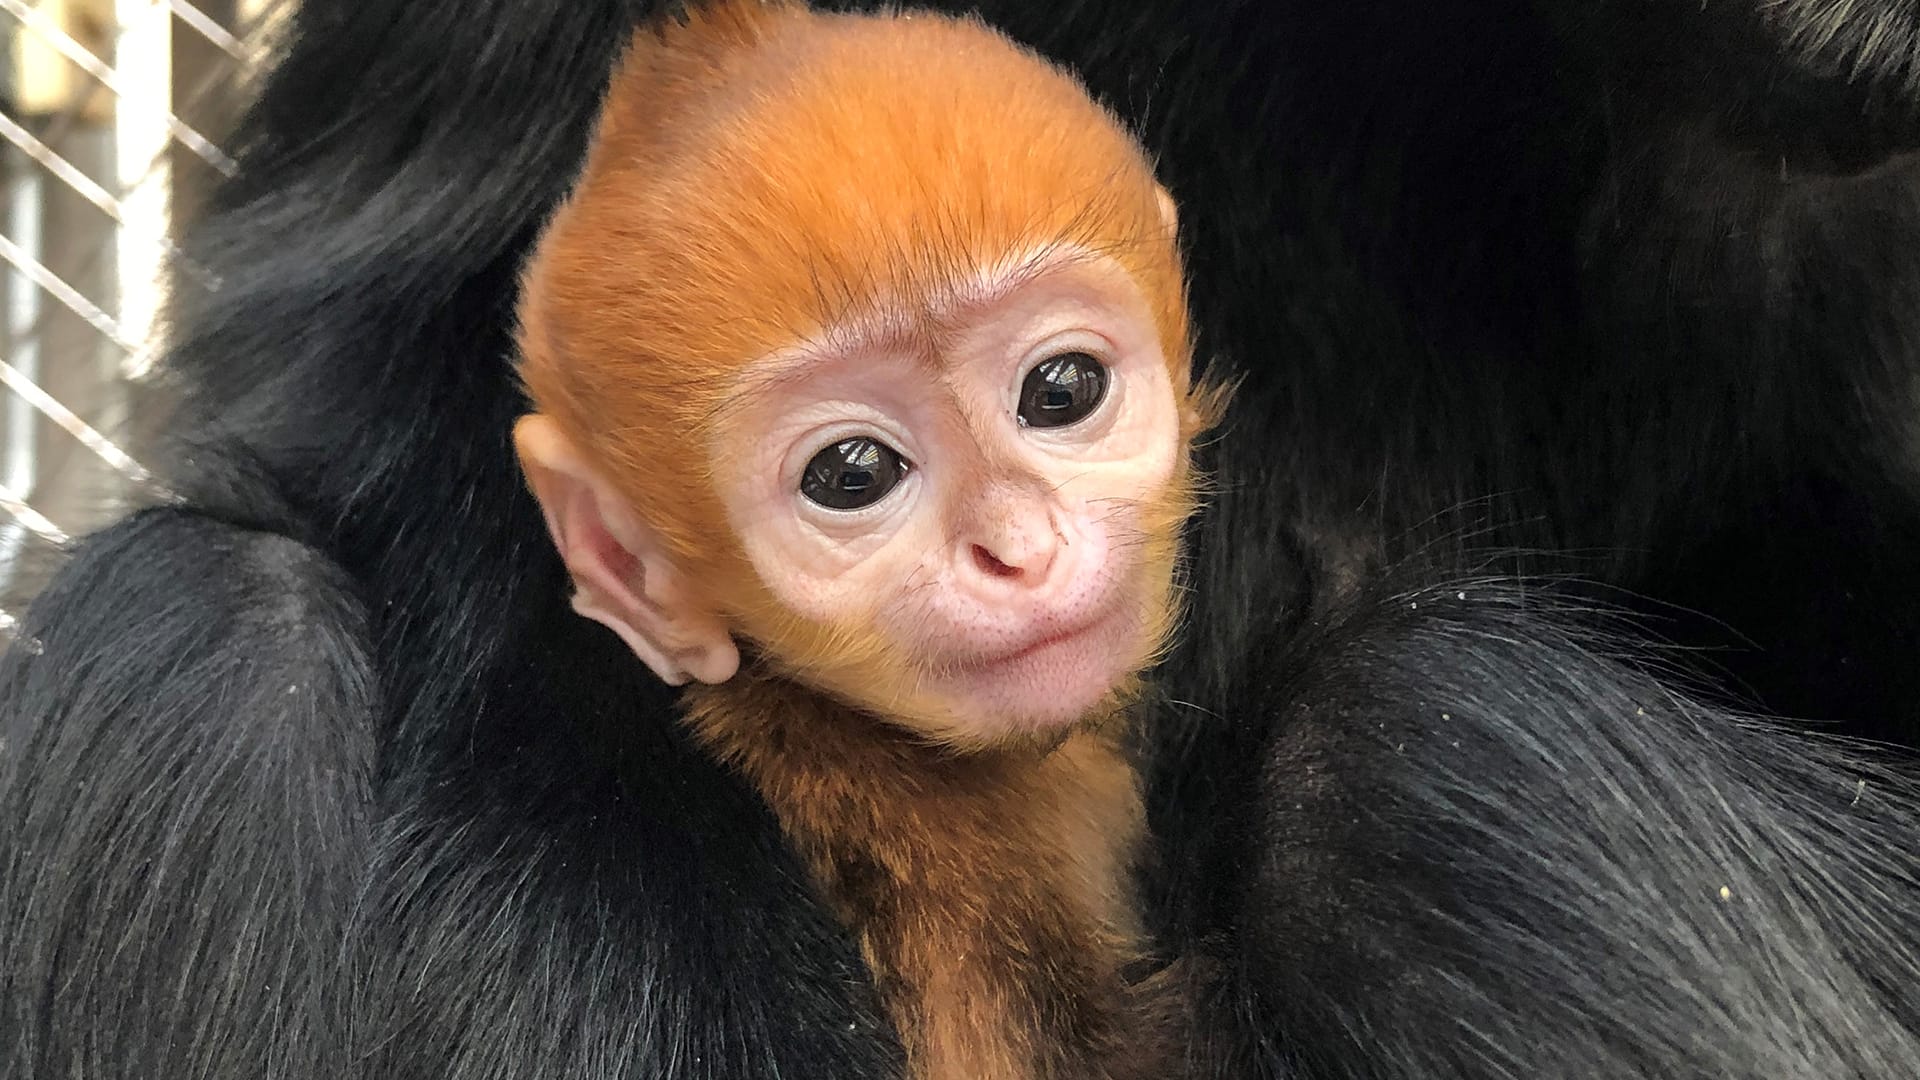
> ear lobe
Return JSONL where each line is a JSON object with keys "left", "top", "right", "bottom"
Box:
{"left": 1154, "top": 185, "right": 1179, "bottom": 237}
{"left": 513, "top": 415, "right": 741, "bottom": 687}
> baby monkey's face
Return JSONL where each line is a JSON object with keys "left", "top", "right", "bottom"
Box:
{"left": 511, "top": 3, "right": 1208, "bottom": 752}
{"left": 710, "top": 252, "right": 1189, "bottom": 745}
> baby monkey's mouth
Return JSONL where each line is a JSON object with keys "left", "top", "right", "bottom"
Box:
{"left": 967, "top": 610, "right": 1116, "bottom": 670}
{"left": 930, "top": 598, "right": 1147, "bottom": 737}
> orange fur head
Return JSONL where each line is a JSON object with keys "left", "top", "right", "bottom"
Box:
{"left": 516, "top": 0, "right": 1218, "bottom": 744}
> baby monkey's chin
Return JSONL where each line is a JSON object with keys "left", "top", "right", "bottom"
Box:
{"left": 923, "top": 603, "right": 1155, "bottom": 750}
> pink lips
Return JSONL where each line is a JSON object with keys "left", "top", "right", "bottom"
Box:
{"left": 999, "top": 624, "right": 1094, "bottom": 663}
{"left": 961, "top": 610, "right": 1113, "bottom": 671}
{"left": 937, "top": 602, "right": 1142, "bottom": 734}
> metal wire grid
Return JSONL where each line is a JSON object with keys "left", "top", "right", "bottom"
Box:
{"left": 1, "top": 0, "right": 290, "bottom": 632}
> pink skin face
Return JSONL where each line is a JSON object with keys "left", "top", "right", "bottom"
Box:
{"left": 712, "top": 253, "right": 1182, "bottom": 738}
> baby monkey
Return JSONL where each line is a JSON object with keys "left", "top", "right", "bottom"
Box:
{"left": 514, "top": 2, "right": 1219, "bottom": 1076}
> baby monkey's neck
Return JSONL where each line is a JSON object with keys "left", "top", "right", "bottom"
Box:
{"left": 682, "top": 669, "right": 1179, "bottom": 1080}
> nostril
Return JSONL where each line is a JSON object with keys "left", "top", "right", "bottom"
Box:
{"left": 972, "top": 544, "right": 1020, "bottom": 578}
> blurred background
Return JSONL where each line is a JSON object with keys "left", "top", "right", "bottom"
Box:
{"left": 0, "top": 0, "right": 289, "bottom": 630}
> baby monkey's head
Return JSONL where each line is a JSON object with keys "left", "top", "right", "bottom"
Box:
{"left": 515, "top": 0, "right": 1218, "bottom": 749}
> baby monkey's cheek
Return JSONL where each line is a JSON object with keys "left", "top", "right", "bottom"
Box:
{"left": 738, "top": 525, "right": 936, "bottom": 629}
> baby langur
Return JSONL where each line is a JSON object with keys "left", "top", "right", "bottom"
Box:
{"left": 513, "top": 2, "right": 1220, "bottom": 1077}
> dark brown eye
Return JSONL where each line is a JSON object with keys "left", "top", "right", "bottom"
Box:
{"left": 799, "top": 436, "right": 909, "bottom": 511}
{"left": 1017, "top": 351, "right": 1108, "bottom": 429}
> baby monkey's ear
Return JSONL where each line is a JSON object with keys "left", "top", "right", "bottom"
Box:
{"left": 1155, "top": 185, "right": 1178, "bottom": 237}
{"left": 513, "top": 415, "right": 741, "bottom": 687}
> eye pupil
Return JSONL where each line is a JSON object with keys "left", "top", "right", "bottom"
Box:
{"left": 800, "top": 436, "right": 908, "bottom": 510}
{"left": 1019, "top": 352, "right": 1108, "bottom": 429}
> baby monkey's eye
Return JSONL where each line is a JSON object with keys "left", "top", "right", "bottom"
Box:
{"left": 1017, "top": 351, "right": 1108, "bottom": 429}
{"left": 800, "top": 436, "right": 910, "bottom": 511}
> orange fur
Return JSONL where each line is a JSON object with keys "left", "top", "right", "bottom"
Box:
{"left": 515, "top": 2, "right": 1213, "bottom": 1075}
{"left": 518, "top": 0, "right": 1204, "bottom": 588}
{"left": 684, "top": 670, "right": 1179, "bottom": 1079}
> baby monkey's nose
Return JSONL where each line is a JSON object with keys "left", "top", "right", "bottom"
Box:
{"left": 971, "top": 544, "right": 1022, "bottom": 579}
{"left": 966, "top": 505, "right": 1062, "bottom": 586}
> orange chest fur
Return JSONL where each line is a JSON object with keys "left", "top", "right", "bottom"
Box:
{"left": 685, "top": 681, "right": 1170, "bottom": 1080}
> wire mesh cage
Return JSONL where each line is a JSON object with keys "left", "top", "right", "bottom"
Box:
{"left": 0, "top": 0, "right": 290, "bottom": 628}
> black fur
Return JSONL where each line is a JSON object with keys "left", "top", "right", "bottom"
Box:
{"left": 4, "top": 0, "right": 1920, "bottom": 1076}
{"left": 0, "top": 510, "right": 376, "bottom": 1077}
{"left": 1230, "top": 583, "right": 1920, "bottom": 1078}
